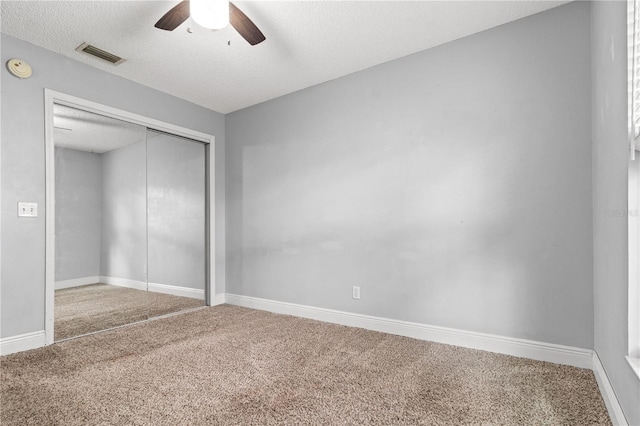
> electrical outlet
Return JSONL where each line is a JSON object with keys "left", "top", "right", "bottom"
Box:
{"left": 352, "top": 286, "right": 360, "bottom": 300}
{"left": 18, "top": 202, "right": 38, "bottom": 218}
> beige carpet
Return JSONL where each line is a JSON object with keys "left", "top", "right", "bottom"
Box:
{"left": 55, "top": 283, "right": 204, "bottom": 340}
{"left": 2, "top": 305, "right": 610, "bottom": 425}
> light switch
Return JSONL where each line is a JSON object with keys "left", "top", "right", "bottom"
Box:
{"left": 18, "top": 202, "right": 38, "bottom": 218}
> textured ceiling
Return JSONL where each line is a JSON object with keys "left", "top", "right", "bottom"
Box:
{"left": 2, "top": 1, "right": 570, "bottom": 114}
{"left": 54, "top": 104, "right": 147, "bottom": 153}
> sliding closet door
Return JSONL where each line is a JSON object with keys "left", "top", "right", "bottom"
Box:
{"left": 53, "top": 104, "right": 149, "bottom": 341}
{"left": 146, "top": 130, "right": 206, "bottom": 318}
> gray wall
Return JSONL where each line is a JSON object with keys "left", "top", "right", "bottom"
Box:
{"left": 147, "top": 132, "right": 206, "bottom": 290}
{"left": 55, "top": 134, "right": 206, "bottom": 290}
{"left": 54, "top": 147, "right": 102, "bottom": 281}
{"left": 591, "top": 1, "right": 640, "bottom": 424}
{"left": 0, "top": 34, "right": 225, "bottom": 339}
{"left": 100, "top": 140, "right": 147, "bottom": 283}
{"left": 226, "top": 2, "right": 593, "bottom": 348}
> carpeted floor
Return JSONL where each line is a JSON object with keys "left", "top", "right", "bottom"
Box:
{"left": 2, "top": 305, "right": 611, "bottom": 425}
{"left": 55, "top": 283, "right": 204, "bottom": 340}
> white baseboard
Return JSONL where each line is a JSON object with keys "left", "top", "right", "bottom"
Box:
{"left": 100, "top": 276, "right": 204, "bottom": 299}
{"left": 55, "top": 276, "right": 100, "bottom": 290}
{"left": 100, "top": 276, "right": 147, "bottom": 291}
{"left": 0, "top": 330, "right": 46, "bottom": 356}
{"left": 593, "top": 353, "right": 629, "bottom": 426}
{"left": 223, "top": 294, "right": 594, "bottom": 369}
{"left": 148, "top": 282, "right": 204, "bottom": 300}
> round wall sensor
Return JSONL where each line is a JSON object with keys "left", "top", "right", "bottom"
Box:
{"left": 6, "top": 59, "right": 32, "bottom": 79}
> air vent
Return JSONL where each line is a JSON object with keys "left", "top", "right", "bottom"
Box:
{"left": 75, "top": 43, "right": 126, "bottom": 65}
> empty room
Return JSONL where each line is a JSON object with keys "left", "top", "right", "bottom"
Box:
{"left": 1, "top": 0, "right": 639, "bottom": 424}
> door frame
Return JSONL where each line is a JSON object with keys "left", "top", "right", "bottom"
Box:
{"left": 44, "top": 89, "right": 216, "bottom": 345}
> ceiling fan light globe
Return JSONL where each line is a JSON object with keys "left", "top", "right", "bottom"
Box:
{"left": 191, "top": 0, "right": 229, "bottom": 30}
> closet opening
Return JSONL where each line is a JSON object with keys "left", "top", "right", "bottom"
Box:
{"left": 44, "top": 90, "right": 216, "bottom": 344}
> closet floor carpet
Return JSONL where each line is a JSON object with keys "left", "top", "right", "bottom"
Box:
{"left": 54, "top": 283, "right": 204, "bottom": 340}
{"left": 2, "top": 305, "right": 611, "bottom": 425}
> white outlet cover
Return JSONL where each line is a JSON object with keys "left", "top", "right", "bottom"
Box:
{"left": 352, "top": 286, "right": 361, "bottom": 300}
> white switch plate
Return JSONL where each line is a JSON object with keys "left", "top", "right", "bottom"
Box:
{"left": 18, "top": 202, "right": 38, "bottom": 218}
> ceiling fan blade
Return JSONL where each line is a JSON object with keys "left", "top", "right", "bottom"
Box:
{"left": 229, "top": 2, "right": 265, "bottom": 46}
{"left": 155, "top": 0, "right": 190, "bottom": 31}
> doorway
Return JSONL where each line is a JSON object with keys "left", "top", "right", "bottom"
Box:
{"left": 44, "top": 90, "right": 215, "bottom": 344}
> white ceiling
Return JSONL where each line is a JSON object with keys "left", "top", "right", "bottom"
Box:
{"left": 2, "top": 1, "right": 570, "bottom": 114}
{"left": 54, "top": 104, "right": 147, "bottom": 153}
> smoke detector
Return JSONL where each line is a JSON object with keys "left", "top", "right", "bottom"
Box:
{"left": 6, "top": 59, "right": 32, "bottom": 79}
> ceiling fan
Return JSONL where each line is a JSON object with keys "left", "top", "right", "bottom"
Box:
{"left": 155, "top": 0, "right": 266, "bottom": 46}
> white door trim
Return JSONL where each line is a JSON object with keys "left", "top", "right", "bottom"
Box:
{"left": 44, "top": 89, "right": 216, "bottom": 345}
